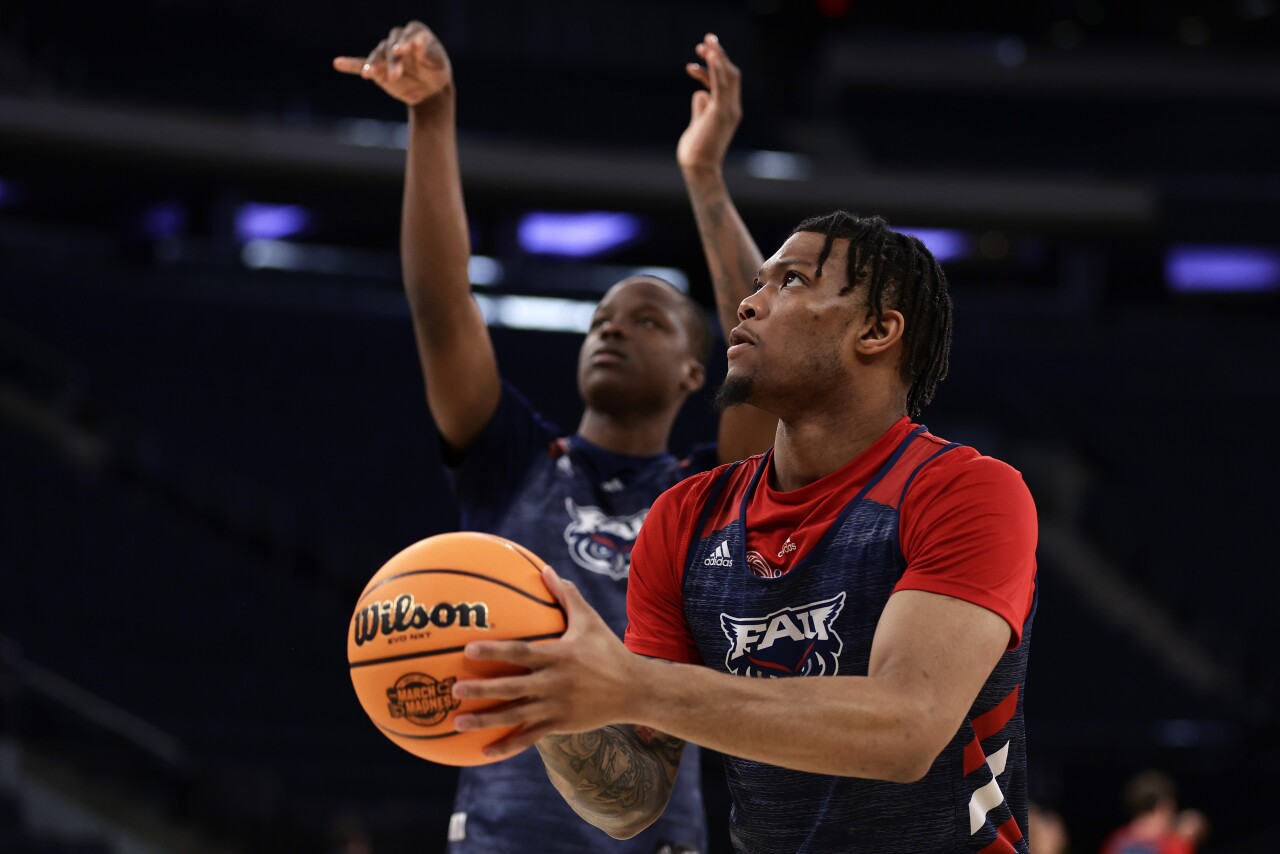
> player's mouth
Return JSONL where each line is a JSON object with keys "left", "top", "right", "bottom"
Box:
{"left": 727, "top": 326, "right": 757, "bottom": 359}
{"left": 590, "top": 347, "right": 626, "bottom": 366}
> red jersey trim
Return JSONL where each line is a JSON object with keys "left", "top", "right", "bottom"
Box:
{"left": 976, "top": 816, "right": 1024, "bottom": 854}
{"left": 964, "top": 686, "right": 1020, "bottom": 776}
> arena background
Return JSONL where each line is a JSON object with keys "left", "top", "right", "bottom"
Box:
{"left": 2, "top": 1, "right": 1278, "bottom": 852}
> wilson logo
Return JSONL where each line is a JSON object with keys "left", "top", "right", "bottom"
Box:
{"left": 720, "top": 592, "right": 846, "bottom": 677}
{"left": 353, "top": 594, "right": 489, "bottom": 646}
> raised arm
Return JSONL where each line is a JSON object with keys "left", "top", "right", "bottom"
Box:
{"left": 335, "top": 22, "right": 500, "bottom": 452}
{"left": 678, "top": 34, "right": 776, "bottom": 463}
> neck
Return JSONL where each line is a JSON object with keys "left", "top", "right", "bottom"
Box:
{"left": 770, "top": 406, "right": 905, "bottom": 491}
{"left": 576, "top": 407, "right": 674, "bottom": 457}
{"left": 1130, "top": 810, "right": 1175, "bottom": 837}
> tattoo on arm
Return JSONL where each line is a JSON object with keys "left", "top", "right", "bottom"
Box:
{"left": 690, "top": 184, "right": 762, "bottom": 331}
{"left": 538, "top": 725, "right": 685, "bottom": 836}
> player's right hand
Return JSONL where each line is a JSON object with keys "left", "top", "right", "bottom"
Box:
{"left": 677, "top": 33, "right": 743, "bottom": 175}
{"left": 333, "top": 20, "right": 452, "bottom": 106}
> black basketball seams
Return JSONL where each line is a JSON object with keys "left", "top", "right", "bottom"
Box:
{"left": 355, "top": 568, "right": 563, "bottom": 610}
{"left": 374, "top": 721, "right": 463, "bottom": 740}
{"left": 348, "top": 632, "right": 564, "bottom": 668}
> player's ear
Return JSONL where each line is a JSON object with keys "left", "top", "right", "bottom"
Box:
{"left": 855, "top": 309, "right": 904, "bottom": 358}
{"left": 681, "top": 357, "right": 706, "bottom": 395}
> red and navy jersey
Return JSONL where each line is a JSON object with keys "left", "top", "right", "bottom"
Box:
{"left": 626, "top": 419, "right": 1038, "bottom": 854}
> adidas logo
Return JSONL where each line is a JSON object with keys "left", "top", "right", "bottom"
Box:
{"left": 703, "top": 540, "right": 734, "bottom": 567}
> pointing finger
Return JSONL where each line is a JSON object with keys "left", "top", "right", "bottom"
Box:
{"left": 686, "top": 62, "right": 710, "bottom": 88}
{"left": 333, "top": 56, "right": 366, "bottom": 75}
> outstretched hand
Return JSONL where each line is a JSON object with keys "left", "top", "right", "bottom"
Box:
{"left": 333, "top": 20, "right": 452, "bottom": 106}
{"left": 677, "top": 33, "right": 743, "bottom": 174}
{"left": 452, "top": 566, "right": 642, "bottom": 760}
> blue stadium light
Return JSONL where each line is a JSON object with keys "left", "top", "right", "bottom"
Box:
{"left": 630, "top": 266, "right": 689, "bottom": 292}
{"left": 140, "top": 201, "right": 187, "bottom": 239}
{"left": 234, "top": 203, "right": 311, "bottom": 243}
{"left": 336, "top": 118, "right": 408, "bottom": 150}
{"left": 517, "top": 212, "right": 642, "bottom": 258}
{"left": 899, "top": 227, "right": 972, "bottom": 264}
{"left": 467, "top": 255, "right": 505, "bottom": 287}
{"left": 1166, "top": 245, "right": 1280, "bottom": 293}
{"left": 473, "top": 294, "right": 598, "bottom": 333}
{"left": 744, "top": 151, "right": 811, "bottom": 181}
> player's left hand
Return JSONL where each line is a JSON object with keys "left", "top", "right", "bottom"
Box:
{"left": 452, "top": 566, "right": 642, "bottom": 759}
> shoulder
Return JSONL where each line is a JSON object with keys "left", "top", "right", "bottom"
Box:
{"left": 913, "top": 442, "right": 1035, "bottom": 510}
{"left": 890, "top": 431, "right": 1038, "bottom": 546}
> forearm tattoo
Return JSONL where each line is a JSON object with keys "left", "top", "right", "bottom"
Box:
{"left": 691, "top": 186, "right": 760, "bottom": 323}
{"left": 539, "top": 725, "right": 685, "bottom": 834}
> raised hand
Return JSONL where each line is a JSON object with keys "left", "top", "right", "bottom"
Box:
{"left": 677, "top": 33, "right": 743, "bottom": 175}
{"left": 333, "top": 20, "right": 453, "bottom": 106}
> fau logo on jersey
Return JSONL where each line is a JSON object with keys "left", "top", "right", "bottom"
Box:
{"left": 719, "top": 592, "right": 847, "bottom": 677}
{"left": 562, "top": 498, "right": 647, "bottom": 581}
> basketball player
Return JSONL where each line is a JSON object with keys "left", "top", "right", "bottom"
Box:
{"left": 451, "top": 215, "right": 1041, "bottom": 852}
{"left": 334, "top": 24, "right": 773, "bottom": 854}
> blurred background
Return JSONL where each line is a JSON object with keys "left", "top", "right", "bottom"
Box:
{"left": 2, "top": 1, "right": 1278, "bottom": 852}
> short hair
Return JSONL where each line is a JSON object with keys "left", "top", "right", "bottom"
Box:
{"left": 791, "top": 211, "right": 954, "bottom": 420}
{"left": 1123, "top": 770, "right": 1178, "bottom": 817}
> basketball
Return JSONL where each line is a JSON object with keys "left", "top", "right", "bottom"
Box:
{"left": 347, "top": 531, "right": 566, "bottom": 766}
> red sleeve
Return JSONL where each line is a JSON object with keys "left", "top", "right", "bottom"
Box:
{"left": 894, "top": 450, "right": 1038, "bottom": 648}
{"left": 624, "top": 478, "right": 704, "bottom": 664}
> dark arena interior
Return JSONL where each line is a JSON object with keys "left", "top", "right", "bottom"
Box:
{"left": 1, "top": 1, "right": 1278, "bottom": 852}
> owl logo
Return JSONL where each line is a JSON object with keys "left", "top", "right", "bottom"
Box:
{"left": 562, "top": 498, "right": 647, "bottom": 581}
{"left": 720, "top": 593, "right": 847, "bottom": 677}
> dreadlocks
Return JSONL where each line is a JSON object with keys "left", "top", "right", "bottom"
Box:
{"left": 791, "top": 211, "right": 954, "bottom": 419}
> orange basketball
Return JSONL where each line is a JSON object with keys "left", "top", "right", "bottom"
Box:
{"left": 347, "top": 531, "right": 566, "bottom": 766}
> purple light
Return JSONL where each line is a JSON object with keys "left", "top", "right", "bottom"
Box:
{"left": 1166, "top": 246, "right": 1280, "bottom": 293}
{"left": 140, "top": 201, "right": 187, "bottom": 239}
{"left": 518, "top": 212, "right": 642, "bottom": 257}
{"left": 899, "top": 227, "right": 971, "bottom": 264}
{"left": 0, "top": 179, "right": 13, "bottom": 206}
{"left": 234, "top": 203, "right": 310, "bottom": 243}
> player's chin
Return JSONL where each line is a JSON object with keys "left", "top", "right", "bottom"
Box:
{"left": 581, "top": 373, "right": 637, "bottom": 407}
{"left": 714, "top": 373, "right": 755, "bottom": 412}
